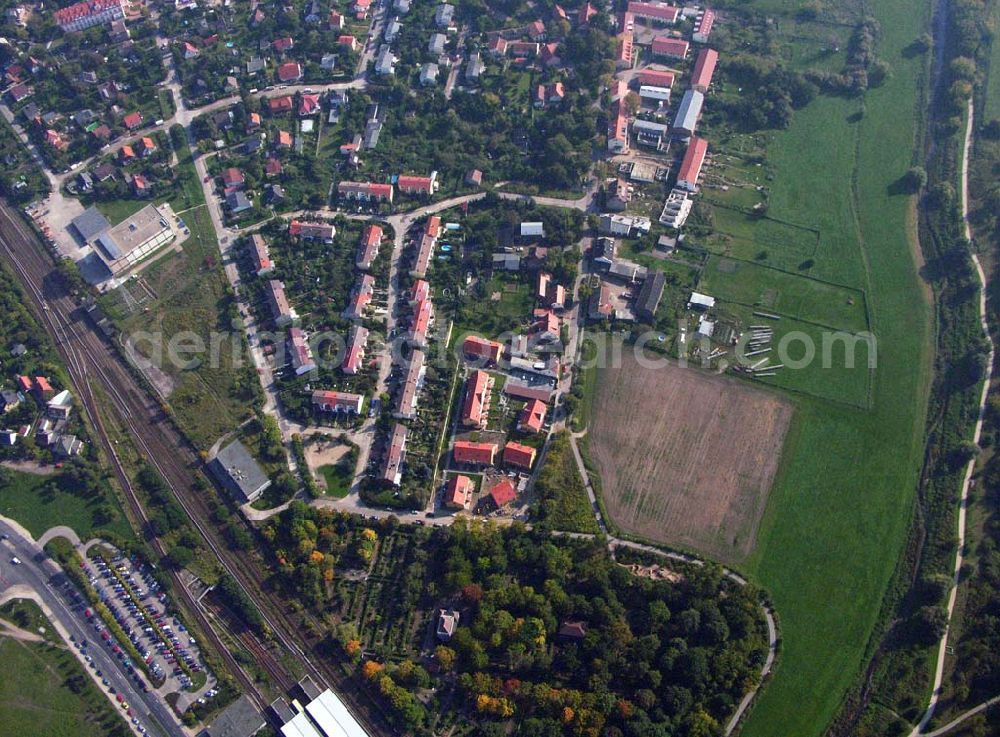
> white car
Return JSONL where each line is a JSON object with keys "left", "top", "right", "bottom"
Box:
{"left": 10, "top": 557, "right": 20, "bottom": 565}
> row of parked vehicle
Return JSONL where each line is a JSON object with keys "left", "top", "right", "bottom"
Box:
{"left": 83, "top": 552, "right": 207, "bottom": 692}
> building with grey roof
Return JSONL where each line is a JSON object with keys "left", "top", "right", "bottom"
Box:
{"left": 434, "top": 3, "right": 454, "bottom": 26}
{"left": 209, "top": 440, "right": 271, "bottom": 503}
{"left": 71, "top": 206, "right": 112, "bottom": 242}
{"left": 384, "top": 17, "right": 401, "bottom": 41}
{"left": 420, "top": 62, "right": 439, "bottom": 85}
{"left": 375, "top": 45, "right": 396, "bottom": 75}
{"left": 636, "top": 270, "right": 666, "bottom": 321}
{"left": 672, "top": 89, "right": 704, "bottom": 139}
{"left": 428, "top": 32, "right": 446, "bottom": 56}
{"left": 204, "top": 695, "right": 266, "bottom": 737}
{"left": 92, "top": 205, "right": 174, "bottom": 276}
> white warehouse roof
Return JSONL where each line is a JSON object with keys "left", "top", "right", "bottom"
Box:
{"left": 281, "top": 712, "right": 325, "bottom": 737}
{"left": 305, "top": 690, "right": 370, "bottom": 737}
{"left": 639, "top": 85, "right": 671, "bottom": 101}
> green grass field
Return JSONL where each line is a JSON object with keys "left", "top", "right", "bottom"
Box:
{"left": 735, "top": 0, "right": 934, "bottom": 731}
{"left": 0, "top": 631, "right": 129, "bottom": 737}
{"left": 698, "top": 255, "right": 869, "bottom": 331}
{"left": 320, "top": 463, "right": 352, "bottom": 498}
{"left": 0, "top": 469, "right": 132, "bottom": 541}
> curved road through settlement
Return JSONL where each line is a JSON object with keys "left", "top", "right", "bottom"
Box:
{"left": 908, "top": 99, "right": 996, "bottom": 737}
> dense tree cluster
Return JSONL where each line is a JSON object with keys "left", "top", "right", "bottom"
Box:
{"left": 718, "top": 56, "right": 817, "bottom": 131}
{"left": 262, "top": 506, "right": 769, "bottom": 737}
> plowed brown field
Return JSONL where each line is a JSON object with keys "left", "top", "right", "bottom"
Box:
{"left": 589, "top": 354, "right": 792, "bottom": 562}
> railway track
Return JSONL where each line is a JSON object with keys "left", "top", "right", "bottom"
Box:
{"left": 0, "top": 200, "right": 277, "bottom": 711}
{"left": 0, "top": 200, "right": 397, "bottom": 735}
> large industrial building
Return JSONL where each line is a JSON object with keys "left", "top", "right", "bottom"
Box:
{"left": 72, "top": 204, "right": 175, "bottom": 276}
{"left": 209, "top": 440, "right": 272, "bottom": 503}
{"left": 274, "top": 678, "right": 371, "bottom": 737}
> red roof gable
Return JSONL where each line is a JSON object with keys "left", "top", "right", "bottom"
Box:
{"left": 269, "top": 96, "right": 294, "bottom": 113}
{"left": 453, "top": 441, "right": 497, "bottom": 465}
{"left": 463, "top": 335, "right": 503, "bottom": 363}
{"left": 518, "top": 399, "right": 547, "bottom": 433}
{"left": 277, "top": 62, "right": 302, "bottom": 82}
{"left": 444, "top": 475, "right": 474, "bottom": 508}
{"left": 123, "top": 111, "right": 142, "bottom": 129}
{"left": 489, "top": 478, "right": 517, "bottom": 507}
{"left": 503, "top": 441, "right": 536, "bottom": 469}
{"left": 637, "top": 68, "right": 676, "bottom": 88}
{"left": 461, "top": 370, "right": 491, "bottom": 427}
{"left": 690, "top": 47, "right": 718, "bottom": 90}
{"left": 651, "top": 36, "right": 688, "bottom": 58}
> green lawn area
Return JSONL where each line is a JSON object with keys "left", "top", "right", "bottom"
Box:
{"left": 0, "top": 632, "right": 129, "bottom": 737}
{"left": 93, "top": 199, "right": 146, "bottom": 225}
{"left": 319, "top": 464, "right": 352, "bottom": 498}
{"left": 698, "top": 255, "right": 869, "bottom": 332}
{"left": 0, "top": 469, "right": 131, "bottom": 541}
{"left": 736, "top": 0, "right": 935, "bottom": 732}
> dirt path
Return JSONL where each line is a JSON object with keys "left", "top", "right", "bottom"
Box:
{"left": 1, "top": 459, "right": 57, "bottom": 476}
{"left": 0, "top": 620, "right": 47, "bottom": 644}
{"left": 908, "top": 98, "right": 994, "bottom": 737}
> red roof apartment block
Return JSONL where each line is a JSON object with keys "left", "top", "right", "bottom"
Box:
{"left": 410, "top": 279, "right": 430, "bottom": 306}
{"left": 651, "top": 36, "right": 688, "bottom": 59}
{"left": 394, "top": 350, "right": 425, "bottom": 419}
{"left": 693, "top": 9, "right": 715, "bottom": 43}
{"left": 638, "top": 68, "right": 676, "bottom": 88}
{"left": 411, "top": 233, "right": 435, "bottom": 278}
{"left": 289, "top": 220, "right": 335, "bottom": 241}
{"left": 250, "top": 234, "right": 273, "bottom": 276}
{"left": 690, "top": 48, "right": 718, "bottom": 92}
{"left": 382, "top": 423, "right": 407, "bottom": 486}
{"left": 503, "top": 441, "right": 536, "bottom": 470}
{"left": 444, "top": 475, "right": 474, "bottom": 509}
{"left": 461, "top": 370, "right": 492, "bottom": 428}
{"left": 453, "top": 441, "right": 498, "bottom": 466}
{"left": 463, "top": 335, "right": 503, "bottom": 364}
{"left": 312, "top": 390, "right": 364, "bottom": 413}
{"left": 409, "top": 297, "right": 433, "bottom": 347}
{"left": 676, "top": 136, "right": 708, "bottom": 192}
{"left": 396, "top": 173, "right": 438, "bottom": 195}
{"left": 338, "top": 181, "right": 394, "bottom": 202}
{"left": 357, "top": 224, "right": 382, "bottom": 270}
{"left": 343, "top": 274, "right": 376, "bottom": 320}
{"left": 343, "top": 324, "right": 369, "bottom": 375}
{"left": 627, "top": 1, "right": 679, "bottom": 24}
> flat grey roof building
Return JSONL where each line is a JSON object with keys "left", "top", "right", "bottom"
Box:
{"left": 71, "top": 206, "right": 111, "bottom": 242}
{"left": 204, "top": 696, "right": 266, "bottom": 737}
{"left": 209, "top": 440, "right": 271, "bottom": 503}
{"left": 673, "top": 89, "right": 704, "bottom": 136}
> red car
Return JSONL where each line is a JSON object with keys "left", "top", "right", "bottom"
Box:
{"left": 116, "top": 694, "right": 124, "bottom": 703}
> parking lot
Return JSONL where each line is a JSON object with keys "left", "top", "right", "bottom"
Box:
{"left": 83, "top": 546, "right": 216, "bottom": 710}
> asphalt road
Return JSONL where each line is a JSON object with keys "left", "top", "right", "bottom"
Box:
{"left": 0, "top": 518, "right": 188, "bottom": 737}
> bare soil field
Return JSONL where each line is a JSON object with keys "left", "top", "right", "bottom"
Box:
{"left": 590, "top": 354, "right": 792, "bottom": 562}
